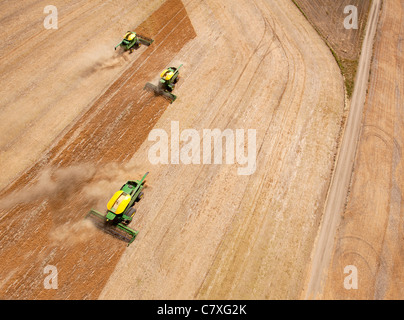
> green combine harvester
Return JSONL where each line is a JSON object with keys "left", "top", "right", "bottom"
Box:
{"left": 114, "top": 31, "right": 154, "bottom": 53}
{"left": 144, "top": 64, "right": 183, "bottom": 103}
{"left": 86, "top": 172, "right": 149, "bottom": 246}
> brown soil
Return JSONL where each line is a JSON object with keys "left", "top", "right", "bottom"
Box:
{"left": 293, "top": 0, "right": 372, "bottom": 97}
{"left": 293, "top": 0, "right": 372, "bottom": 60}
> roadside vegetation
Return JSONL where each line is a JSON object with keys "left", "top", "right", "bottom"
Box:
{"left": 292, "top": 0, "right": 372, "bottom": 98}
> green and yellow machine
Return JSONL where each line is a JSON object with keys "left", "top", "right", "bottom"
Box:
{"left": 144, "top": 64, "right": 183, "bottom": 103}
{"left": 86, "top": 172, "right": 148, "bottom": 246}
{"left": 114, "top": 31, "right": 154, "bottom": 53}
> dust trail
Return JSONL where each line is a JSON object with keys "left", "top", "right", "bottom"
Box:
{"left": 0, "top": 161, "right": 150, "bottom": 226}
{"left": 0, "top": 161, "right": 149, "bottom": 245}
{"left": 49, "top": 219, "right": 96, "bottom": 246}
{"left": 82, "top": 161, "right": 149, "bottom": 209}
{"left": 0, "top": 164, "right": 96, "bottom": 210}
{"left": 79, "top": 44, "right": 131, "bottom": 78}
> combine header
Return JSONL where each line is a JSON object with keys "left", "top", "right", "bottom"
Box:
{"left": 115, "top": 31, "right": 154, "bottom": 53}
{"left": 86, "top": 172, "right": 149, "bottom": 246}
{"left": 145, "top": 64, "right": 183, "bottom": 103}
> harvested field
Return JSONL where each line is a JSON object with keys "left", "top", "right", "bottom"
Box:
{"left": 0, "top": 0, "right": 196, "bottom": 299}
{"left": 100, "top": 0, "right": 345, "bottom": 299}
{"left": 0, "top": 0, "right": 369, "bottom": 300}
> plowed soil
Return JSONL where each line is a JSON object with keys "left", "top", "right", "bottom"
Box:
{"left": 100, "top": 0, "right": 345, "bottom": 299}
{"left": 294, "top": 0, "right": 372, "bottom": 98}
{"left": 293, "top": 0, "right": 372, "bottom": 60}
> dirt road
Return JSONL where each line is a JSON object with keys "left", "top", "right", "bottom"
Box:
{"left": 323, "top": 0, "right": 404, "bottom": 299}
{"left": 303, "top": 0, "right": 382, "bottom": 299}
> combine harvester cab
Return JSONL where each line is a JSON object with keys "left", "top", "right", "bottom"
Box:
{"left": 114, "top": 31, "right": 154, "bottom": 53}
{"left": 86, "top": 172, "right": 149, "bottom": 246}
{"left": 144, "top": 64, "right": 183, "bottom": 104}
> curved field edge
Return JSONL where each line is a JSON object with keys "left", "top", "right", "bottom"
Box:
{"left": 100, "top": 0, "right": 345, "bottom": 300}
{"left": 292, "top": 0, "right": 373, "bottom": 98}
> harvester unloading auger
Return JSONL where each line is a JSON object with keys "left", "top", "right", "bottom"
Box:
{"left": 144, "top": 64, "right": 183, "bottom": 103}
{"left": 86, "top": 172, "right": 148, "bottom": 246}
{"left": 115, "top": 31, "right": 154, "bottom": 53}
